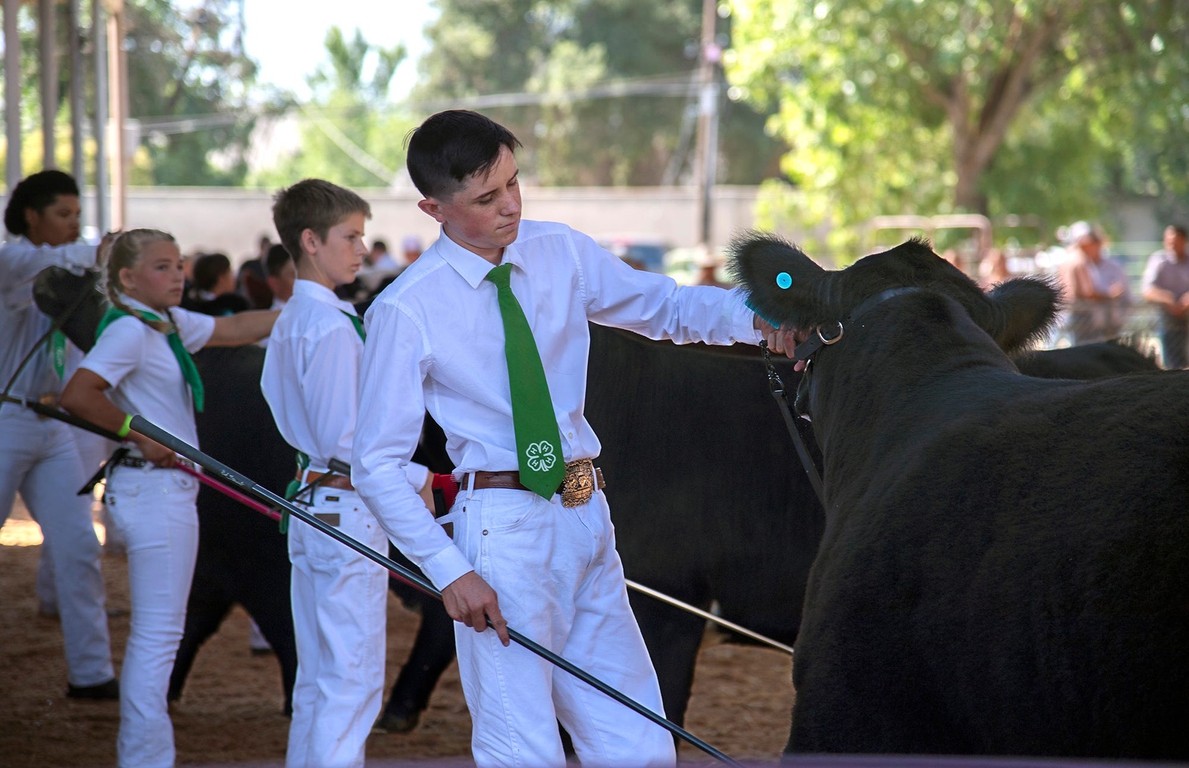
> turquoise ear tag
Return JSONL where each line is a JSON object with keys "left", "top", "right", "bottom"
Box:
{"left": 776, "top": 272, "right": 793, "bottom": 289}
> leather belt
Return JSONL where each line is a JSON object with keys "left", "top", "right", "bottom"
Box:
{"left": 462, "top": 459, "right": 605, "bottom": 508}
{"left": 116, "top": 456, "right": 195, "bottom": 471}
{"left": 300, "top": 470, "right": 355, "bottom": 491}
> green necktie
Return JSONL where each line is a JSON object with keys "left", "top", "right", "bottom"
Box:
{"left": 340, "top": 310, "right": 366, "bottom": 341}
{"left": 48, "top": 330, "right": 67, "bottom": 379}
{"left": 95, "top": 306, "right": 205, "bottom": 412}
{"left": 486, "top": 263, "right": 565, "bottom": 499}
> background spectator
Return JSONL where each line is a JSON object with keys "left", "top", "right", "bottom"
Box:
{"left": 401, "top": 235, "right": 424, "bottom": 265}
{"left": 1058, "top": 221, "right": 1131, "bottom": 343}
{"left": 264, "top": 244, "right": 296, "bottom": 311}
{"left": 187, "top": 253, "right": 250, "bottom": 316}
{"left": 366, "top": 239, "right": 399, "bottom": 272}
{"left": 978, "top": 247, "right": 1012, "bottom": 290}
{"left": 1141, "top": 224, "right": 1189, "bottom": 368}
{"left": 237, "top": 235, "right": 274, "bottom": 309}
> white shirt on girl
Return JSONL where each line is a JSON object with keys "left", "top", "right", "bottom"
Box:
{"left": 79, "top": 296, "right": 214, "bottom": 454}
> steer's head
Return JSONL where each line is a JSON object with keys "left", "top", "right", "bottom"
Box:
{"left": 729, "top": 233, "right": 1060, "bottom": 353}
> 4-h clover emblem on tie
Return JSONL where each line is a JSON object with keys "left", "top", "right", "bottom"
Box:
{"left": 525, "top": 441, "right": 558, "bottom": 473}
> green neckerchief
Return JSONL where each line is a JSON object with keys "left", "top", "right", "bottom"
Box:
{"left": 48, "top": 330, "right": 67, "bottom": 379}
{"left": 340, "top": 310, "right": 365, "bottom": 342}
{"left": 95, "top": 306, "right": 205, "bottom": 412}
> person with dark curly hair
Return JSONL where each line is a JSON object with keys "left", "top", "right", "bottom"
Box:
{"left": 0, "top": 169, "right": 118, "bottom": 701}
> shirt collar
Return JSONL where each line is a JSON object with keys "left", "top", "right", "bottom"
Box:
{"left": 433, "top": 225, "right": 526, "bottom": 289}
{"left": 293, "top": 279, "right": 359, "bottom": 316}
{"left": 120, "top": 295, "right": 162, "bottom": 316}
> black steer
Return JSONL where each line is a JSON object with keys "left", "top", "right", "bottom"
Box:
{"left": 730, "top": 234, "right": 1189, "bottom": 759}
{"left": 585, "top": 323, "right": 822, "bottom": 727}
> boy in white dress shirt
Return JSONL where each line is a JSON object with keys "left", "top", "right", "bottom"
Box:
{"left": 260, "top": 179, "right": 432, "bottom": 768}
{"left": 353, "top": 110, "right": 782, "bottom": 767}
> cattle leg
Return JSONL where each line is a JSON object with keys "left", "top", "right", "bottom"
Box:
{"left": 375, "top": 546, "right": 457, "bottom": 733}
{"left": 239, "top": 593, "right": 297, "bottom": 717}
{"left": 628, "top": 591, "right": 708, "bottom": 729}
{"left": 168, "top": 590, "right": 232, "bottom": 704}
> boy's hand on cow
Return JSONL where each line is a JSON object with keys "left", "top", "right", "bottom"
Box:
{"left": 443, "top": 571, "right": 510, "bottom": 646}
{"left": 754, "top": 315, "right": 805, "bottom": 366}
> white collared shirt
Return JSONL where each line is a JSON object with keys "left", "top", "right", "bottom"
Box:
{"left": 354, "top": 220, "right": 761, "bottom": 589}
{"left": 79, "top": 296, "right": 215, "bottom": 454}
{"left": 0, "top": 236, "right": 97, "bottom": 399}
{"left": 260, "top": 279, "right": 429, "bottom": 490}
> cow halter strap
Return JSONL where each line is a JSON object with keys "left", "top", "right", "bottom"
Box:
{"left": 791, "top": 286, "right": 921, "bottom": 363}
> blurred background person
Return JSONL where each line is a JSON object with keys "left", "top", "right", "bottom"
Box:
{"left": 401, "top": 235, "right": 423, "bottom": 265}
{"left": 1058, "top": 221, "right": 1131, "bottom": 344}
{"left": 693, "top": 246, "right": 729, "bottom": 287}
{"left": 1141, "top": 224, "right": 1189, "bottom": 368}
{"left": 978, "top": 247, "right": 1012, "bottom": 290}
{"left": 186, "top": 253, "right": 250, "bottom": 316}
{"left": 366, "top": 239, "right": 399, "bottom": 273}
{"left": 237, "top": 235, "right": 274, "bottom": 309}
{"left": 264, "top": 244, "right": 296, "bottom": 311}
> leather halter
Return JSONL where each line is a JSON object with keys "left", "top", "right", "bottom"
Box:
{"left": 792, "top": 286, "right": 922, "bottom": 363}
{"left": 791, "top": 286, "right": 922, "bottom": 424}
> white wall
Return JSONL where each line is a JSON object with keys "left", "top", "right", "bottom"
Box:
{"left": 78, "top": 185, "right": 766, "bottom": 266}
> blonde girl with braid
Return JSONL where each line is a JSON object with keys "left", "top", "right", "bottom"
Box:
{"left": 61, "top": 229, "right": 278, "bottom": 768}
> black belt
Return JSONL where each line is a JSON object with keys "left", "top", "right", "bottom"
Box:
{"left": 115, "top": 455, "right": 194, "bottom": 471}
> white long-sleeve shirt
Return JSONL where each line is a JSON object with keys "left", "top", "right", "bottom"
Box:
{"left": 0, "top": 236, "right": 96, "bottom": 399}
{"left": 261, "top": 279, "right": 428, "bottom": 487}
{"left": 354, "top": 220, "right": 761, "bottom": 590}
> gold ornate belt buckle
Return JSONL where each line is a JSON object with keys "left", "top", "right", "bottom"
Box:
{"left": 561, "top": 459, "right": 596, "bottom": 508}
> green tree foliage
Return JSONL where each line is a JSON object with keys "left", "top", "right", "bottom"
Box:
{"left": 125, "top": 0, "right": 261, "bottom": 186}
{"left": 414, "top": 0, "right": 786, "bottom": 186}
{"left": 730, "top": 0, "right": 1189, "bottom": 258}
{"left": 250, "top": 27, "right": 415, "bottom": 189}
{"left": 0, "top": 0, "right": 259, "bottom": 185}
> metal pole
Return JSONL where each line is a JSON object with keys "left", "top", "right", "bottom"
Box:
{"left": 69, "top": 0, "right": 84, "bottom": 185}
{"left": 692, "top": 0, "right": 721, "bottom": 252}
{"left": 39, "top": 0, "right": 58, "bottom": 169}
{"left": 92, "top": 0, "right": 108, "bottom": 232}
{"left": 105, "top": 0, "right": 124, "bottom": 230}
{"left": 4, "top": 0, "right": 21, "bottom": 193}
{"left": 128, "top": 414, "right": 744, "bottom": 768}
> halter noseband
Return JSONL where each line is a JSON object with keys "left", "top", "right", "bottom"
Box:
{"left": 791, "top": 287, "right": 922, "bottom": 362}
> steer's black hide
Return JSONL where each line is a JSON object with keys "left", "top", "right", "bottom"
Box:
{"left": 731, "top": 235, "right": 1189, "bottom": 760}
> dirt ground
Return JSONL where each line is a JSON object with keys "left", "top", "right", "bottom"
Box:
{"left": 0, "top": 499, "right": 794, "bottom": 767}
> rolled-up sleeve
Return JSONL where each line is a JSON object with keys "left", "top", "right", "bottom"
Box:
{"left": 354, "top": 300, "right": 473, "bottom": 590}
{"left": 576, "top": 232, "right": 761, "bottom": 345}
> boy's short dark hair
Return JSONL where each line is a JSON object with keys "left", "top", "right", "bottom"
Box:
{"left": 192, "top": 252, "right": 232, "bottom": 293}
{"left": 271, "top": 179, "right": 371, "bottom": 264}
{"left": 4, "top": 170, "right": 81, "bottom": 236}
{"left": 265, "top": 243, "right": 292, "bottom": 277}
{"left": 406, "top": 110, "right": 522, "bottom": 200}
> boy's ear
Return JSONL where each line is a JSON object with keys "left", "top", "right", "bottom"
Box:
{"left": 299, "top": 227, "right": 321, "bottom": 258}
{"left": 417, "top": 198, "right": 447, "bottom": 224}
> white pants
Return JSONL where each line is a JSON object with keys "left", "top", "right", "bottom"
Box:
{"left": 287, "top": 487, "right": 388, "bottom": 768}
{"left": 0, "top": 406, "right": 114, "bottom": 686}
{"left": 451, "top": 487, "right": 676, "bottom": 768}
{"left": 105, "top": 465, "right": 199, "bottom": 768}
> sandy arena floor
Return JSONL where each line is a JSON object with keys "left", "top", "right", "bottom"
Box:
{"left": 0, "top": 498, "right": 793, "bottom": 767}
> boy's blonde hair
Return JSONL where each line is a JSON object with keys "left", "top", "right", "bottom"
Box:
{"left": 271, "top": 179, "right": 371, "bottom": 264}
{"left": 99, "top": 228, "right": 177, "bottom": 333}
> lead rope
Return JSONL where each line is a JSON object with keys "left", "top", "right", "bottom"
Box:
{"left": 760, "top": 340, "right": 825, "bottom": 507}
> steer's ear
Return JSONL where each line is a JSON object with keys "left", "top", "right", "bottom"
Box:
{"left": 728, "top": 232, "right": 827, "bottom": 329}
{"left": 984, "top": 276, "right": 1062, "bottom": 352}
